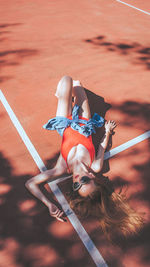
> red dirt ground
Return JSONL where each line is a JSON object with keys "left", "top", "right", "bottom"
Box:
{"left": 0, "top": 0, "right": 150, "bottom": 266}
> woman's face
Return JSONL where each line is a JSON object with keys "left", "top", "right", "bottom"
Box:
{"left": 73, "top": 162, "right": 96, "bottom": 197}
{"left": 78, "top": 179, "right": 96, "bottom": 197}
{"left": 73, "top": 172, "right": 96, "bottom": 197}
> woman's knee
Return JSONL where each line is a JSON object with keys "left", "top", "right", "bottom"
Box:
{"left": 56, "top": 76, "right": 73, "bottom": 98}
{"left": 59, "top": 76, "right": 72, "bottom": 87}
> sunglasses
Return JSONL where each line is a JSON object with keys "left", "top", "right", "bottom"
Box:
{"left": 73, "top": 176, "right": 92, "bottom": 191}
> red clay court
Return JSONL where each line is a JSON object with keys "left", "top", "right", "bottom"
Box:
{"left": 0, "top": 0, "right": 150, "bottom": 266}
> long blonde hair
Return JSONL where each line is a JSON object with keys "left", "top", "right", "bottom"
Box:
{"left": 69, "top": 175, "right": 144, "bottom": 240}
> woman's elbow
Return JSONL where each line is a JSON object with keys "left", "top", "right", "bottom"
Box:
{"left": 25, "top": 179, "right": 34, "bottom": 190}
{"left": 25, "top": 180, "right": 30, "bottom": 189}
{"left": 92, "top": 163, "right": 101, "bottom": 173}
{"left": 92, "top": 160, "right": 104, "bottom": 173}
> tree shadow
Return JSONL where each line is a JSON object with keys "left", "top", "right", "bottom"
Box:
{"left": 1, "top": 95, "right": 150, "bottom": 266}
{"left": 131, "top": 158, "right": 150, "bottom": 203}
{"left": 0, "top": 151, "right": 98, "bottom": 267}
{"left": 0, "top": 22, "right": 39, "bottom": 83}
{"left": 100, "top": 99, "right": 150, "bottom": 266}
{"left": 112, "top": 100, "right": 150, "bottom": 131}
{"left": 0, "top": 23, "right": 22, "bottom": 28}
{"left": 111, "top": 160, "right": 150, "bottom": 267}
{"left": 84, "top": 35, "right": 150, "bottom": 70}
{"left": 108, "top": 99, "right": 150, "bottom": 199}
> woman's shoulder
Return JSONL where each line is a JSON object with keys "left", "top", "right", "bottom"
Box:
{"left": 55, "top": 153, "right": 69, "bottom": 174}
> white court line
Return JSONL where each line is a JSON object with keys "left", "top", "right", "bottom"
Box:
{"left": 0, "top": 89, "right": 108, "bottom": 267}
{"left": 49, "top": 182, "right": 107, "bottom": 267}
{"left": 116, "top": 0, "right": 150, "bottom": 16}
{"left": 0, "top": 90, "right": 47, "bottom": 173}
{"left": 1, "top": 89, "right": 150, "bottom": 266}
{"left": 104, "top": 130, "right": 150, "bottom": 160}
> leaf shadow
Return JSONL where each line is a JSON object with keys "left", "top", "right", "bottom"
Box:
{"left": 84, "top": 35, "right": 150, "bottom": 70}
{"left": 0, "top": 151, "right": 98, "bottom": 267}
{"left": 0, "top": 22, "right": 39, "bottom": 83}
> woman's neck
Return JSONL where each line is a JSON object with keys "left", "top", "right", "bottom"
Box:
{"left": 72, "top": 160, "right": 89, "bottom": 178}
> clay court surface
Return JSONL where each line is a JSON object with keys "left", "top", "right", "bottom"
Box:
{"left": 0, "top": 0, "right": 150, "bottom": 266}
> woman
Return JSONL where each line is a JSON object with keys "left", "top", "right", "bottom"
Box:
{"left": 26, "top": 76, "right": 143, "bottom": 238}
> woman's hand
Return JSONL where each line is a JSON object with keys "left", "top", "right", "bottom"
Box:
{"left": 48, "top": 203, "right": 67, "bottom": 222}
{"left": 105, "top": 120, "right": 117, "bottom": 134}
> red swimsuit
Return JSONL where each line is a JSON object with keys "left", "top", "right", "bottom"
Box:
{"left": 61, "top": 115, "right": 95, "bottom": 168}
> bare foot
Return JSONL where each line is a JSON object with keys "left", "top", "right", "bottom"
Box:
{"left": 73, "top": 80, "right": 82, "bottom": 87}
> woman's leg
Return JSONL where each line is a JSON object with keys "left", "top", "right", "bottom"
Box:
{"left": 55, "top": 76, "right": 73, "bottom": 117}
{"left": 73, "top": 80, "right": 91, "bottom": 119}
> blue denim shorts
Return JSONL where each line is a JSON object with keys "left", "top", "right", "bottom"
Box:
{"left": 43, "top": 104, "right": 104, "bottom": 137}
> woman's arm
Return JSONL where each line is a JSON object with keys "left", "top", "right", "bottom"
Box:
{"left": 25, "top": 154, "right": 67, "bottom": 222}
{"left": 25, "top": 168, "right": 58, "bottom": 205}
{"left": 91, "top": 121, "right": 117, "bottom": 173}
